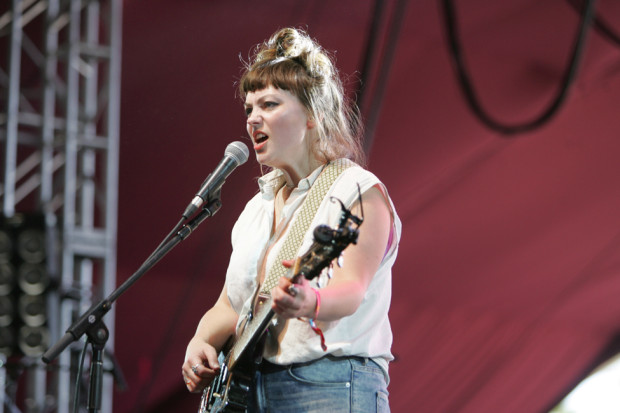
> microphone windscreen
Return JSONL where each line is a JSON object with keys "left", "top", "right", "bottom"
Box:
{"left": 226, "top": 141, "right": 250, "bottom": 165}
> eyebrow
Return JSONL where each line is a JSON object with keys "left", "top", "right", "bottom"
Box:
{"left": 244, "top": 93, "right": 279, "bottom": 107}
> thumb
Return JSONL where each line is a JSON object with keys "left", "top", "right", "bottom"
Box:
{"left": 204, "top": 347, "right": 221, "bottom": 371}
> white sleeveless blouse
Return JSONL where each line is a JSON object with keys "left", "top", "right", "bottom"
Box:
{"left": 225, "top": 162, "right": 401, "bottom": 380}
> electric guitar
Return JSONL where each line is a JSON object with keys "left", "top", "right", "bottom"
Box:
{"left": 198, "top": 196, "right": 363, "bottom": 412}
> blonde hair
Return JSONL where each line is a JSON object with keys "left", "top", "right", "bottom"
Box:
{"left": 239, "top": 28, "right": 365, "bottom": 166}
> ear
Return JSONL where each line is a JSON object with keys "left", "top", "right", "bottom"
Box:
{"left": 306, "top": 117, "right": 316, "bottom": 129}
{"left": 307, "top": 111, "right": 322, "bottom": 129}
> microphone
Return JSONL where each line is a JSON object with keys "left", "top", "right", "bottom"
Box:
{"left": 182, "top": 141, "right": 249, "bottom": 218}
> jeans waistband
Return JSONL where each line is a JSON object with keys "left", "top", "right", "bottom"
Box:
{"left": 258, "top": 354, "right": 378, "bottom": 374}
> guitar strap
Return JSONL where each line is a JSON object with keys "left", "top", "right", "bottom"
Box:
{"left": 259, "top": 158, "right": 354, "bottom": 295}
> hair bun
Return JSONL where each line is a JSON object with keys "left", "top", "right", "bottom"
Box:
{"left": 256, "top": 28, "right": 332, "bottom": 79}
{"left": 273, "top": 28, "right": 310, "bottom": 58}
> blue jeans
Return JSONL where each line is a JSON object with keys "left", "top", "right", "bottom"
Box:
{"left": 247, "top": 355, "right": 390, "bottom": 413}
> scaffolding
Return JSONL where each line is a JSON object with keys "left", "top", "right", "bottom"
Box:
{"left": 0, "top": 0, "right": 121, "bottom": 411}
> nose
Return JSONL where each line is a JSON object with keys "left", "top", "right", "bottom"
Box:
{"left": 247, "top": 109, "right": 262, "bottom": 127}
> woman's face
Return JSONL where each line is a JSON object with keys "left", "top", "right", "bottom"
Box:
{"left": 245, "top": 85, "right": 315, "bottom": 175}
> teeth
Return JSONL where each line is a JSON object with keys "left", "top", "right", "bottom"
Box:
{"left": 255, "top": 133, "right": 268, "bottom": 143}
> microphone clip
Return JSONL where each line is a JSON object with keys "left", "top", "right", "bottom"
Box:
{"left": 201, "top": 188, "right": 223, "bottom": 218}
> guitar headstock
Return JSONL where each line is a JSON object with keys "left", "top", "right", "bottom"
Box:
{"left": 295, "top": 187, "right": 364, "bottom": 281}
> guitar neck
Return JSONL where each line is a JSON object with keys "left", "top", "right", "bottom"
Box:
{"left": 228, "top": 258, "right": 303, "bottom": 369}
{"left": 228, "top": 295, "right": 276, "bottom": 370}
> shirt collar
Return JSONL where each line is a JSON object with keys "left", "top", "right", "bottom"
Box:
{"left": 258, "top": 164, "right": 327, "bottom": 198}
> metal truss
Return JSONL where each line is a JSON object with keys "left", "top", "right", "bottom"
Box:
{"left": 0, "top": 0, "right": 121, "bottom": 412}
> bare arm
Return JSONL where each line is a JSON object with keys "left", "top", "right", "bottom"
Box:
{"left": 272, "top": 184, "right": 392, "bottom": 321}
{"left": 182, "top": 284, "right": 238, "bottom": 393}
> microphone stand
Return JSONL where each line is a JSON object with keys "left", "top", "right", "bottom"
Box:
{"left": 42, "top": 195, "right": 223, "bottom": 412}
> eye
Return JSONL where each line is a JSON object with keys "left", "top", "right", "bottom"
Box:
{"left": 244, "top": 106, "right": 252, "bottom": 117}
{"left": 263, "top": 101, "right": 279, "bottom": 109}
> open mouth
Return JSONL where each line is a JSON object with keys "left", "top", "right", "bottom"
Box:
{"left": 254, "top": 132, "right": 268, "bottom": 145}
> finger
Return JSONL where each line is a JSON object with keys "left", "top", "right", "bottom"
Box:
{"left": 277, "top": 277, "right": 298, "bottom": 297}
{"left": 186, "top": 378, "right": 208, "bottom": 394}
{"left": 274, "top": 285, "right": 295, "bottom": 305}
{"left": 272, "top": 301, "right": 295, "bottom": 318}
{"left": 191, "top": 362, "right": 219, "bottom": 380}
{"left": 183, "top": 365, "right": 215, "bottom": 394}
{"left": 204, "top": 349, "right": 221, "bottom": 372}
{"left": 272, "top": 292, "right": 289, "bottom": 314}
{"left": 277, "top": 276, "right": 293, "bottom": 289}
{"left": 190, "top": 362, "right": 203, "bottom": 377}
{"left": 183, "top": 370, "right": 198, "bottom": 393}
{"left": 272, "top": 290, "right": 303, "bottom": 318}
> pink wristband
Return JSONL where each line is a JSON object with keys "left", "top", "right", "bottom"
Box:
{"left": 310, "top": 287, "right": 320, "bottom": 320}
{"left": 309, "top": 288, "right": 326, "bottom": 351}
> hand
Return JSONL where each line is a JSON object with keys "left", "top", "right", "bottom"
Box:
{"left": 271, "top": 260, "right": 317, "bottom": 319}
{"left": 182, "top": 336, "right": 221, "bottom": 393}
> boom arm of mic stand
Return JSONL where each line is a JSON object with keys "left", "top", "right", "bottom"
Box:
{"left": 42, "top": 195, "right": 222, "bottom": 364}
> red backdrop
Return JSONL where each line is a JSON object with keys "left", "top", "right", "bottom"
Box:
{"left": 115, "top": 1, "right": 620, "bottom": 411}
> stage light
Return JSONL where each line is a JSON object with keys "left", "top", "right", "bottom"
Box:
{"left": 0, "top": 213, "right": 50, "bottom": 357}
{"left": 17, "top": 263, "right": 49, "bottom": 296}
{"left": 16, "top": 228, "right": 45, "bottom": 264}
{"left": 17, "top": 326, "right": 49, "bottom": 357}
{"left": 18, "top": 295, "right": 46, "bottom": 328}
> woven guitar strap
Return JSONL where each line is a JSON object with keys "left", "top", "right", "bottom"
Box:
{"left": 259, "top": 158, "right": 354, "bottom": 295}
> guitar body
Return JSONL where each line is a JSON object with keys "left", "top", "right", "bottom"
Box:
{"left": 200, "top": 301, "right": 273, "bottom": 413}
{"left": 198, "top": 195, "right": 363, "bottom": 413}
{"left": 199, "top": 353, "right": 254, "bottom": 413}
{"left": 199, "top": 322, "right": 267, "bottom": 413}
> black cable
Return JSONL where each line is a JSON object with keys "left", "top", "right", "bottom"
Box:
{"left": 72, "top": 339, "right": 89, "bottom": 413}
{"left": 441, "top": 0, "right": 597, "bottom": 135}
{"left": 145, "top": 216, "right": 186, "bottom": 264}
{"left": 567, "top": 0, "right": 620, "bottom": 46}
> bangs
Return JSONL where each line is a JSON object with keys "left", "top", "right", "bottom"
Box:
{"left": 240, "top": 59, "right": 311, "bottom": 100}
